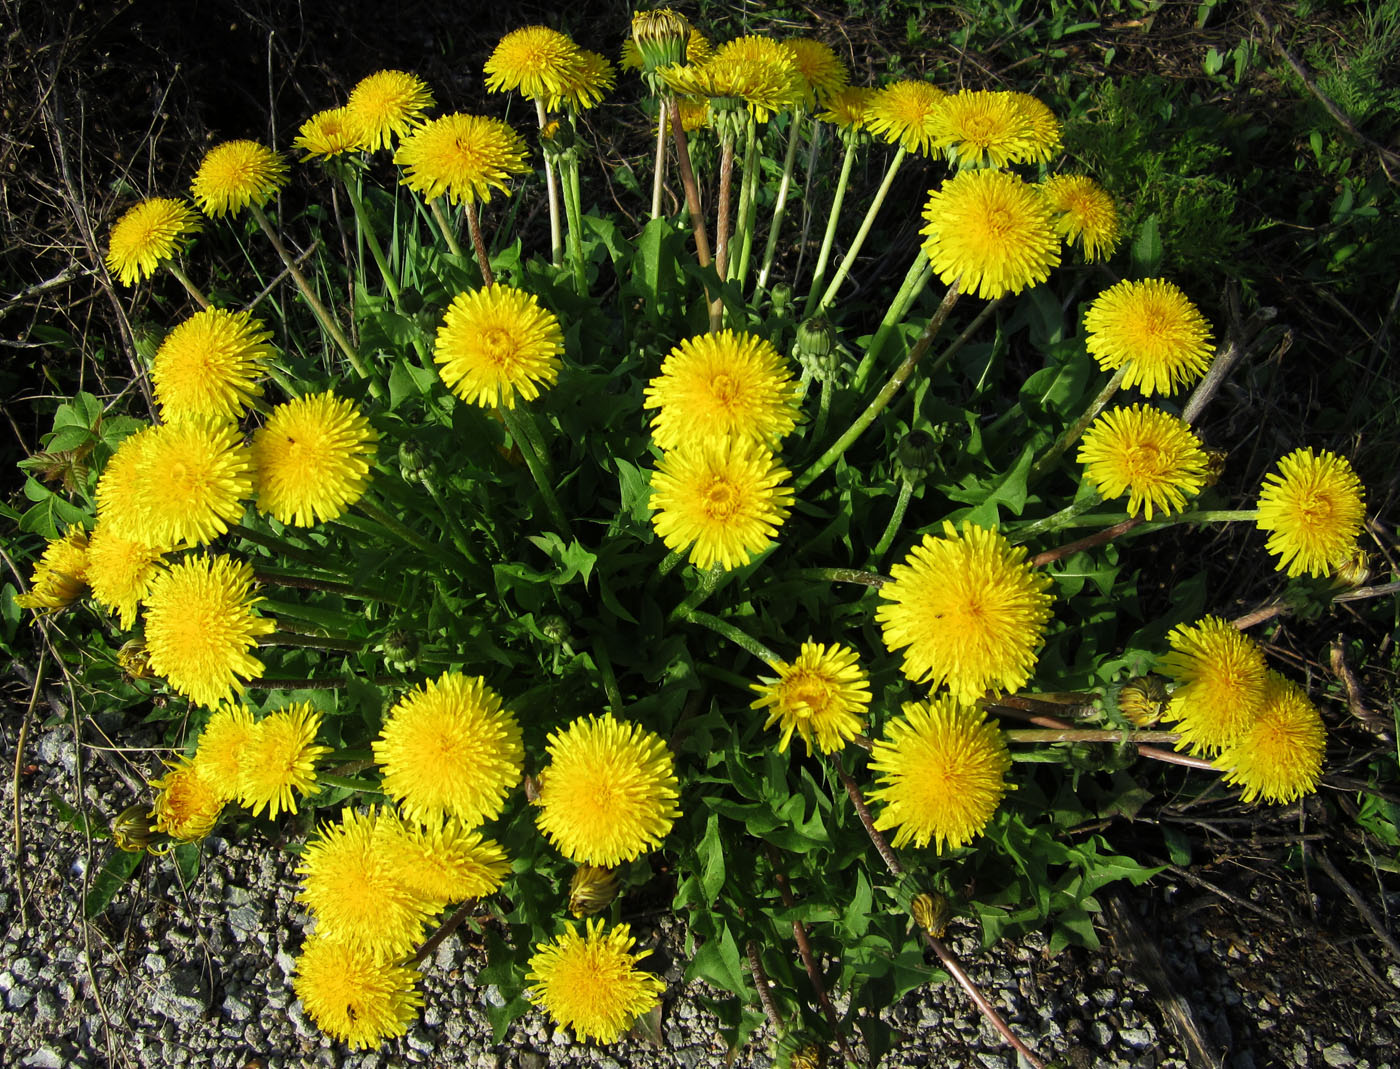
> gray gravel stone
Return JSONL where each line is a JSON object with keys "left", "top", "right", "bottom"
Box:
{"left": 19, "top": 1049, "right": 65, "bottom": 1069}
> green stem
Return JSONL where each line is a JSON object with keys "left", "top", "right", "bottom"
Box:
{"left": 1028, "top": 366, "right": 1127, "bottom": 483}
{"left": 809, "top": 376, "right": 834, "bottom": 446}
{"left": 852, "top": 253, "right": 933, "bottom": 391}
{"left": 814, "top": 144, "right": 904, "bottom": 316}
{"left": 164, "top": 262, "right": 210, "bottom": 309}
{"left": 733, "top": 113, "right": 761, "bottom": 290}
{"left": 497, "top": 405, "right": 571, "bottom": 535}
{"left": 1006, "top": 493, "right": 1104, "bottom": 544}
{"left": 560, "top": 152, "right": 588, "bottom": 295}
{"left": 651, "top": 99, "right": 668, "bottom": 221}
{"left": 428, "top": 199, "right": 464, "bottom": 258}
{"left": 417, "top": 472, "right": 481, "bottom": 567}
{"left": 1002, "top": 728, "right": 1182, "bottom": 745}
{"left": 251, "top": 567, "right": 404, "bottom": 606}
{"left": 803, "top": 136, "right": 858, "bottom": 317}
{"left": 536, "top": 99, "right": 564, "bottom": 268}
{"left": 680, "top": 609, "right": 780, "bottom": 664}
{"left": 230, "top": 523, "right": 348, "bottom": 571}
{"left": 258, "top": 630, "right": 363, "bottom": 653}
{"left": 756, "top": 107, "right": 805, "bottom": 294}
{"left": 870, "top": 479, "right": 915, "bottom": 563}
{"left": 343, "top": 170, "right": 401, "bottom": 305}
{"left": 666, "top": 97, "right": 717, "bottom": 329}
{"left": 353, "top": 496, "right": 442, "bottom": 558}
{"left": 796, "top": 283, "right": 960, "bottom": 493}
{"left": 592, "top": 637, "right": 623, "bottom": 716}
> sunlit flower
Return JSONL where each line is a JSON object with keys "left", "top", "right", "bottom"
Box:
{"left": 485, "top": 25, "right": 581, "bottom": 106}
{"left": 394, "top": 112, "right": 529, "bottom": 207}
{"left": 868, "top": 698, "right": 1011, "bottom": 852}
{"left": 1160, "top": 616, "right": 1266, "bottom": 755}
{"left": 191, "top": 702, "right": 258, "bottom": 800}
{"left": 433, "top": 284, "right": 564, "bottom": 409}
{"left": 372, "top": 813, "right": 510, "bottom": 909}
{"left": 249, "top": 391, "right": 377, "bottom": 526}
{"left": 1117, "top": 675, "right": 1170, "bottom": 727}
{"left": 535, "top": 713, "right": 680, "bottom": 867}
{"left": 1040, "top": 174, "right": 1119, "bottom": 262}
{"left": 15, "top": 528, "right": 88, "bottom": 611}
{"left": 374, "top": 672, "right": 524, "bottom": 828}
{"left": 569, "top": 865, "right": 620, "bottom": 918}
{"left": 1009, "top": 93, "right": 1062, "bottom": 163}
{"left": 345, "top": 70, "right": 434, "bottom": 151}
{"left": 1077, "top": 405, "right": 1209, "bottom": 519}
{"left": 142, "top": 554, "right": 274, "bottom": 709}
{"left": 238, "top": 703, "right": 331, "bottom": 819}
{"left": 1256, "top": 448, "right": 1366, "bottom": 578}
{"left": 294, "top": 935, "right": 424, "bottom": 1050}
{"left": 625, "top": 8, "right": 691, "bottom": 71}
{"left": 558, "top": 50, "right": 616, "bottom": 110}
{"left": 105, "top": 198, "right": 202, "bottom": 285}
{"left": 660, "top": 51, "right": 804, "bottom": 123}
{"left": 526, "top": 919, "right": 665, "bottom": 1043}
{"left": 1215, "top": 671, "right": 1326, "bottom": 804}
{"left": 817, "top": 86, "right": 876, "bottom": 132}
{"left": 131, "top": 416, "right": 252, "bottom": 547}
{"left": 782, "top": 37, "right": 848, "bottom": 108}
{"left": 648, "top": 438, "right": 794, "bottom": 571}
{"left": 920, "top": 168, "right": 1060, "bottom": 299}
{"left": 750, "top": 641, "right": 870, "bottom": 755}
{"left": 930, "top": 90, "right": 1039, "bottom": 168}
{"left": 151, "top": 307, "right": 273, "bottom": 423}
{"left": 84, "top": 523, "right": 165, "bottom": 628}
{"left": 643, "top": 329, "right": 800, "bottom": 451}
{"left": 1084, "top": 279, "right": 1214, "bottom": 396}
{"left": 94, "top": 426, "right": 158, "bottom": 543}
{"left": 864, "top": 80, "right": 946, "bottom": 154}
{"left": 673, "top": 96, "right": 711, "bottom": 131}
{"left": 190, "top": 140, "right": 288, "bottom": 218}
{"left": 877, "top": 521, "right": 1054, "bottom": 703}
{"left": 149, "top": 759, "right": 224, "bottom": 842}
{"left": 296, "top": 807, "right": 435, "bottom": 960}
{"left": 293, "top": 106, "right": 362, "bottom": 159}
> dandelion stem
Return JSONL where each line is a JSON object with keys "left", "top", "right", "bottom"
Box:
{"left": 342, "top": 170, "right": 402, "bottom": 305}
{"left": 428, "top": 199, "right": 464, "bottom": 258}
{"left": 230, "top": 523, "right": 347, "bottom": 571}
{"left": 1006, "top": 492, "right": 1104, "bottom": 544}
{"left": 592, "top": 638, "right": 624, "bottom": 716}
{"left": 870, "top": 478, "right": 915, "bottom": 563}
{"left": 853, "top": 252, "right": 933, "bottom": 391}
{"left": 651, "top": 99, "right": 669, "bottom": 221}
{"left": 666, "top": 98, "right": 718, "bottom": 330}
{"left": 756, "top": 107, "right": 805, "bottom": 294}
{"left": 803, "top": 134, "right": 858, "bottom": 317}
{"left": 251, "top": 567, "right": 403, "bottom": 606}
{"left": 259, "top": 630, "right": 363, "bottom": 653}
{"left": 814, "top": 144, "right": 904, "bottom": 316}
{"left": 679, "top": 608, "right": 780, "bottom": 663}
{"left": 1003, "top": 728, "right": 1181, "bottom": 745}
{"left": 497, "top": 404, "right": 572, "bottom": 536}
{"left": 354, "top": 496, "right": 442, "bottom": 558}
{"left": 1028, "top": 366, "right": 1126, "bottom": 483}
{"left": 791, "top": 118, "right": 823, "bottom": 284}
{"left": 733, "top": 113, "right": 761, "bottom": 290}
{"left": 796, "top": 283, "right": 960, "bottom": 493}
{"left": 714, "top": 133, "right": 737, "bottom": 290}
{"left": 464, "top": 202, "right": 496, "bottom": 288}
{"left": 164, "top": 262, "right": 210, "bottom": 309}
{"left": 559, "top": 152, "right": 589, "bottom": 295}
{"left": 249, "top": 204, "right": 377, "bottom": 394}
{"left": 809, "top": 375, "right": 834, "bottom": 445}
{"left": 417, "top": 471, "right": 481, "bottom": 567}
{"left": 536, "top": 99, "right": 564, "bottom": 268}
{"left": 792, "top": 567, "right": 888, "bottom": 588}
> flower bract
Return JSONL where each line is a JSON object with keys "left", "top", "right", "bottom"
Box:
{"left": 105, "top": 198, "right": 201, "bottom": 285}
{"left": 1255, "top": 447, "right": 1366, "bottom": 578}
{"left": 15, "top": 528, "right": 88, "bottom": 611}
{"left": 151, "top": 307, "right": 272, "bottom": 423}
{"left": 750, "top": 641, "right": 871, "bottom": 754}
{"left": 1160, "top": 616, "right": 1267, "bottom": 755}
{"left": 526, "top": 919, "right": 665, "bottom": 1043}
{"left": 1040, "top": 174, "right": 1119, "bottom": 261}
{"left": 1077, "top": 405, "right": 1209, "bottom": 519}
{"left": 345, "top": 70, "right": 434, "bottom": 151}
{"left": 394, "top": 113, "right": 529, "bottom": 206}
{"left": 250, "top": 391, "right": 377, "bottom": 526}
{"left": 1083, "top": 279, "right": 1214, "bottom": 396}
{"left": 190, "top": 140, "right": 288, "bottom": 218}
{"left": 434, "top": 284, "right": 564, "bottom": 409}
{"left": 238, "top": 703, "right": 331, "bottom": 819}
{"left": 1215, "top": 671, "right": 1326, "bottom": 804}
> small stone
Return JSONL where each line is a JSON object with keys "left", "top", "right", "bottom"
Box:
{"left": 20, "top": 1049, "right": 65, "bottom": 1069}
{"left": 1091, "top": 1020, "right": 1114, "bottom": 1048}
{"left": 550, "top": 1027, "right": 572, "bottom": 1046}
{"left": 148, "top": 986, "right": 204, "bottom": 1024}
{"left": 33, "top": 990, "right": 59, "bottom": 1023}
{"left": 287, "top": 999, "right": 316, "bottom": 1038}
{"left": 675, "top": 1050, "right": 703, "bottom": 1069}
{"left": 223, "top": 993, "right": 252, "bottom": 1022}
{"left": 226, "top": 904, "right": 261, "bottom": 937}
{"left": 1121, "top": 1027, "right": 1154, "bottom": 1050}
{"left": 275, "top": 950, "right": 297, "bottom": 978}
{"left": 483, "top": 985, "right": 506, "bottom": 1008}
{"left": 7, "top": 985, "right": 35, "bottom": 1010}
{"left": 517, "top": 1053, "right": 546, "bottom": 1069}
{"left": 10, "top": 957, "right": 36, "bottom": 982}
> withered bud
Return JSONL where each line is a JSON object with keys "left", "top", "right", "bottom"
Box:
{"left": 911, "top": 891, "right": 952, "bottom": 937}
{"left": 112, "top": 804, "right": 158, "bottom": 853}
{"left": 1117, "top": 674, "right": 1170, "bottom": 727}
{"left": 568, "top": 864, "right": 621, "bottom": 917}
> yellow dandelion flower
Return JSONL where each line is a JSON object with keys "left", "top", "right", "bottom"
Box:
{"left": 1040, "top": 174, "right": 1119, "bottom": 262}
{"left": 559, "top": 50, "right": 616, "bottom": 111}
{"left": 95, "top": 426, "right": 158, "bottom": 543}
{"left": 15, "top": 528, "right": 88, "bottom": 612}
{"left": 817, "top": 86, "right": 876, "bottom": 132}
{"left": 238, "top": 703, "right": 331, "bottom": 819}
{"left": 660, "top": 52, "right": 804, "bottom": 123}
{"left": 868, "top": 697, "right": 1011, "bottom": 852}
{"left": 526, "top": 919, "right": 665, "bottom": 1044}
{"left": 1077, "top": 405, "right": 1209, "bottom": 519}
{"left": 624, "top": 15, "right": 709, "bottom": 72}
{"left": 105, "top": 198, "right": 202, "bottom": 286}
{"left": 643, "top": 329, "right": 800, "bottom": 451}
{"left": 1160, "top": 616, "right": 1267, "bottom": 755}
{"left": 84, "top": 523, "right": 166, "bottom": 629}
{"left": 1083, "top": 279, "right": 1214, "bottom": 396}
{"left": 132, "top": 416, "right": 251, "bottom": 547}
{"left": 345, "top": 70, "right": 435, "bottom": 151}
{"left": 294, "top": 935, "right": 424, "bottom": 1050}
{"left": 373, "top": 813, "right": 510, "bottom": 909}
{"left": 394, "top": 112, "right": 529, "bottom": 206}
{"left": 433, "top": 284, "right": 564, "bottom": 409}
{"left": 1009, "top": 93, "right": 1062, "bottom": 163}
{"left": 191, "top": 702, "right": 258, "bottom": 801}
{"left": 190, "top": 140, "right": 287, "bottom": 218}
{"left": 782, "top": 38, "right": 849, "bottom": 108}
{"left": 877, "top": 521, "right": 1054, "bottom": 703}
{"left": 293, "top": 106, "right": 362, "bottom": 159}
{"left": 535, "top": 713, "right": 680, "bottom": 867}
{"left": 151, "top": 307, "right": 273, "bottom": 424}
{"left": 930, "top": 90, "right": 1039, "bottom": 168}
{"left": 374, "top": 672, "right": 524, "bottom": 828}
{"left": 1256, "top": 448, "right": 1366, "bottom": 579}
{"left": 674, "top": 95, "right": 711, "bottom": 131}
{"left": 920, "top": 168, "right": 1060, "bottom": 300}
{"left": 149, "top": 758, "right": 224, "bottom": 842}
{"left": 249, "top": 391, "right": 377, "bottom": 527}
{"left": 142, "top": 554, "right": 274, "bottom": 709}
{"left": 484, "top": 25, "right": 581, "bottom": 106}
{"left": 750, "top": 641, "right": 871, "bottom": 755}
{"left": 864, "top": 80, "right": 946, "bottom": 154}
{"left": 1215, "top": 672, "right": 1326, "bottom": 804}
{"left": 296, "top": 807, "right": 435, "bottom": 960}
{"left": 648, "top": 438, "right": 794, "bottom": 571}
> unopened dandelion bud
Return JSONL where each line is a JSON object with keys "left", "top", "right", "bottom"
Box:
{"left": 382, "top": 629, "right": 419, "bottom": 672}
{"left": 117, "top": 639, "right": 156, "bottom": 682}
{"left": 768, "top": 283, "right": 793, "bottom": 316}
{"left": 793, "top": 316, "right": 839, "bottom": 380}
{"left": 398, "top": 438, "right": 430, "bottom": 484}
{"left": 789, "top": 1042, "right": 824, "bottom": 1069}
{"left": 112, "top": 804, "right": 159, "bottom": 853}
{"left": 897, "top": 429, "right": 939, "bottom": 482}
{"left": 911, "top": 891, "right": 951, "bottom": 937}
{"left": 568, "top": 864, "right": 620, "bottom": 917}
{"left": 539, "top": 614, "right": 571, "bottom": 645}
{"left": 1332, "top": 547, "right": 1371, "bottom": 589}
{"left": 1118, "top": 674, "right": 1170, "bottom": 727}
{"left": 631, "top": 8, "right": 690, "bottom": 73}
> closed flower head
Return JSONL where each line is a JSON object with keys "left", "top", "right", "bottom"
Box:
{"left": 434, "top": 284, "right": 564, "bottom": 409}
{"left": 346, "top": 70, "right": 434, "bottom": 151}
{"left": 526, "top": 919, "right": 665, "bottom": 1043}
{"left": 1255, "top": 448, "right": 1365, "bottom": 578}
{"left": 294, "top": 935, "right": 424, "bottom": 1050}
{"left": 1160, "top": 616, "right": 1267, "bottom": 755}
{"left": 238, "top": 703, "right": 331, "bottom": 819}
{"left": 394, "top": 113, "right": 529, "bottom": 206}
{"left": 1077, "top": 405, "right": 1209, "bottom": 519}
{"left": 152, "top": 307, "right": 273, "bottom": 424}
{"left": 1215, "top": 671, "right": 1325, "bottom": 804}
{"left": 191, "top": 140, "right": 287, "bottom": 218}
{"left": 106, "top": 198, "right": 201, "bottom": 286}
{"left": 250, "top": 391, "right": 377, "bottom": 526}
{"left": 1084, "top": 279, "right": 1214, "bottom": 396}
{"left": 750, "top": 641, "right": 871, "bottom": 755}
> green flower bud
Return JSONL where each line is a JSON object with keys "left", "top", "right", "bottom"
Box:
{"left": 381, "top": 629, "right": 419, "bottom": 672}
{"left": 539, "top": 614, "right": 570, "bottom": 644}
{"left": 631, "top": 8, "right": 691, "bottom": 72}
{"left": 398, "top": 438, "right": 430, "bottom": 484}
{"left": 897, "top": 429, "right": 938, "bottom": 481}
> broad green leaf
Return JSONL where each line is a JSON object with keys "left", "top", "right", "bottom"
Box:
{"left": 686, "top": 923, "right": 748, "bottom": 996}
{"left": 83, "top": 848, "right": 143, "bottom": 919}
{"left": 698, "top": 812, "right": 725, "bottom": 904}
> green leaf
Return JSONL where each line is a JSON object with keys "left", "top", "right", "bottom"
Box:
{"left": 84, "top": 848, "right": 143, "bottom": 919}
{"left": 1049, "top": 906, "right": 1101, "bottom": 953}
{"left": 687, "top": 923, "right": 748, "bottom": 996}
{"left": 1131, "top": 214, "right": 1164, "bottom": 277}
{"left": 841, "top": 869, "right": 874, "bottom": 939}
{"left": 173, "top": 841, "right": 201, "bottom": 885}
{"left": 698, "top": 812, "right": 726, "bottom": 904}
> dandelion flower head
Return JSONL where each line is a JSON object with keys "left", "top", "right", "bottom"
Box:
{"left": 434, "top": 284, "right": 564, "bottom": 409}
{"left": 1040, "top": 174, "right": 1119, "bottom": 262}
{"left": 190, "top": 140, "right": 287, "bottom": 218}
{"left": 294, "top": 106, "right": 362, "bottom": 159}
{"left": 151, "top": 307, "right": 272, "bottom": 424}
{"left": 1077, "top": 405, "right": 1209, "bottom": 519}
{"left": 750, "top": 641, "right": 871, "bottom": 755}
{"left": 105, "top": 198, "right": 202, "bottom": 286}
{"left": 395, "top": 112, "right": 529, "bottom": 207}
{"left": 485, "top": 26, "right": 581, "bottom": 107}
{"left": 1083, "top": 279, "right": 1214, "bottom": 396}
{"left": 1160, "top": 616, "right": 1266, "bottom": 755}
{"left": 294, "top": 935, "right": 424, "bottom": 1050}
{"left": 1010, "top": 93, "right": 1063, "bottom": 162}
{"left": 818, "top": 86, "right": 877, "bottom": 133}
{"left": 372, "top": 813, "right": 510, "bottom": 909}
{"left": 345, "top": 70, "right": 434, "bottom": 151}
{"left": 558, "top": 50, "right": 616, "bottom": 111}
{"left": 526, "top": 919, "right": 666, "bottom": 1043}
{"left": 250, "top": 391, "right": 377, "bottom": 527}
{"left": 94, "top": 426, "right": 158, "bottom": 543}
{"left": 15, "top": 528, "right": 88, "bottom": 612}
{"left": 1215, "top": 671, "right": 1325, "bottom": 804}
{"left": 782, "top": 37, "right": 849, "bottom": 108}
{"left": 130, "top": 416, "right": 252, "bottom": 547}
{"left": 1256, "top": 448, "right": 1366, "bottom": 579}
{"left": 149, "top": 758, "right": 224, "bottom": 842}
{"left": 864, "top": 79, "right": 946, "bottom": 154}
{"left": 868, "top": 697, "right": 1011, "bottom": 852}
{"left": 661, "top": 46, "right": 804, "bottom": 123}
{"left": 238, "top": 703, "right": 331, "bottom": 819}
{"left": 192, "top": 702, "right": 259, "bottom": 800}
{"left": 535, "top": 713, "right": 680, "bottom": 867}
{"left": 930, "top": 89, "right": 1039, "bottom": 168}
{"left": 84, "top": 523, "right": 166, "bottom": 629}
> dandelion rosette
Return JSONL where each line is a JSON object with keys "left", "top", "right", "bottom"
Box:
{"left": 372, "top": 813, "right": 510, "bottom": 909}
{"left": 190, "top": 140, "right": 288, "bottom": 218}
{"left": 249, "top": 391, "right": 378, "bottom": 526}
{"left": 151, "top": 307, "right": 273, "bottom": 424}
{"left": 394, "top": 113, "right": 529, "bottom": 206}
{"left": 238, "top": 703, "right": 332, "bottom": 819}
{"left": 149, "top": 759, "right": 225, "bottom": 842}
{"left": 84, "top": 523, "right": 166, "bottom": 628}
{"left": 130, "top": 416, "right": 252, "bottom": 548}
{"left": 374, "top": 672, "right": 524, "bottom": 828}
{"left": 433, "top": 284, "right": 564, "bottom": 409}
{"left": 1160, "top": 616, "right": 1267, "bottom": 755}
{"left": 782, "top": 37, "right": 849, "bottom": 109}
{"left": 1040, "top": 174, "right": 1119, "bottom": 262}
{"left": 868, "top": 697, "right": 1012, "bottom": 852}
{"left": 648, "top": 437, "right": 794, "bottom": 571}
{"left": 15, "top": 528, "right": 89, "bottom": 611}
{"left": 484, "top": 26, "right": 582, "bottom": 107}
{"left": 526, "top": 918, "right": 666, "bottom": 1043}
{"left": 105, "top": 198, "right": 202, "bottom": 286}
{"left": 864, "top": 80, "right": 946, "bottom": 154}
{"left": 191, "top": 702, "right": 259, "bottom": 800}
{"left": 296, "top": 807, "right": 435, "bottom": 960}
{"left": 142, "top": 554, "right": 274, "bottom": 709}
{"left": 1083, "top": 278, "right": 1214, "bottom": 396}
{"left": 750, "top": 641, "right": 871, "bottom": 755}
{"left": 1077, "top": 405, "right": 1210, "bottom": 519}
{"left": 877, "top": 521, "right": 1054, "bottom": 703}
{"left": 293, "top": 934, "right": 424, "bottom": 1050}
{"left": 345, "top": 70, "right": 434, "bottom": 151}
{"left": 293, "top": 107, "right": 361, "bottom": 159}
{"left": 1215, "top": 671, "right": 1326, "bottom": 804}
{"left": 1255, "top": 447, "right": 1366, "bottom": 578}
{"left": 535, "top": 713, "right": 680, "bottom": 867}
{"left": 920, "top": 168, "right": 1060, "bottom": 299}
{"left": 930, "top": 89, "right": 1040, "bottom": 168}
{"left": 643, "top": 329, "right": 800, "bottom": 451}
